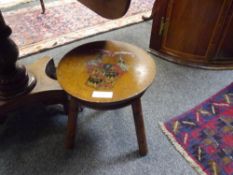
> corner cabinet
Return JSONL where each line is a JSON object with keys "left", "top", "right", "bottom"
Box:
{"left": 149, "top": 0, "right": 233, "bottom": 69}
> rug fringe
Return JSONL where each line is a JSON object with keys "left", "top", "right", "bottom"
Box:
{"left": 159, "top": 122, "right": 208, "bottom": 175}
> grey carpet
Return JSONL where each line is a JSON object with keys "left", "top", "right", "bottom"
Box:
{"left": 1, "top": 17, "right": 233, "bottom": 175}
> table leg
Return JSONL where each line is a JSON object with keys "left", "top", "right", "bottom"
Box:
{"left": 131, "top": 98, "right": 148, "bottom": 156}
{"left": 0, "top": 115, "right": 7, "bottom": 124}
{"left": 142, "top": 0, "right": 157, "bottom": 20}
{"left": 62, "top": 94, "right": 69, "bottom": 115}
{"left": 39, "top": 0, "right": 46, "bottom": 14}
{"left": 65, "top": 96, "right": 78, "bottom": 149}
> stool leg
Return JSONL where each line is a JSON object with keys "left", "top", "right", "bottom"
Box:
{"left": 131, "top": 98, "right": 148, "bottom": 156}
{"left": 65, "top": 96, "right": 78, "bottom": 149}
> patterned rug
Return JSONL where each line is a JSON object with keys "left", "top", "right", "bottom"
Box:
{"left": 0, "top": 0, "right": 32, "bottom": 9}
{"left": 2, "top": 0, "right": 153, "bottom": 58}
{"left": 161, "top": 83, "right": 233, "bottom": 175}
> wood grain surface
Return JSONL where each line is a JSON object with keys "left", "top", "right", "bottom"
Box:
{"left": 57, "top": 40, "right": 156, "bottom": 104}
{"left": 149, "top": 0, "right": 233, "bottom": 69}
{"left": 78, "top": 0, "right": 131, "bottom": 19}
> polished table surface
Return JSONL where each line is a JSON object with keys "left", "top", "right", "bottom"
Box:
{"left": 57, "top": 40, "right": 156, "bottom": 105}
{"left": 40, "top": 0, "right": 131, "bottom": 19}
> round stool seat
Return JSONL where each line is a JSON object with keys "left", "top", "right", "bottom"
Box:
{"left": 57, "top": 40, "right": 156, "bottom": 108}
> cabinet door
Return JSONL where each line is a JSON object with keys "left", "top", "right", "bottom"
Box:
{"left": 216, "top": 5, "right": 233, "bottom": 60}
{"left": 160, "top": 0, "right": 231, "bottom": 61}
{"left": 149, "top": 0, "right": 169, "bottom": 50}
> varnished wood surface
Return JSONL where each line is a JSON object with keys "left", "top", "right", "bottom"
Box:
{"left": 216, "top": 4, "right": 233, "bottom": 59}
{"left": 161, "top": 0, "right": 228, "bottom": 59}
{"left": 78, "top": 0, "right": 131, "bottom": 19}
{"left": 149, "top": 0, "right": 169, "bottom": 50}
{"left": 149, "top": 49, "right": 233, "bottom": 70}
{"left": 149, "top": 0, "right": 233, "bottom": 69}
{"left": 0, "top": 11, "right": 37, "bottom": 100}
{"left": 57, "top": 41, "right": 156, "bottom": 105}
{"left": 0, "top": 57, "right": 66, "bottom": 115}
{"left": 38, "top": 0, "right": 130, "bottom": 18}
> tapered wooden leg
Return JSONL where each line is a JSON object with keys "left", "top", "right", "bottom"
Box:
{"left": 131, "top": 98, "right": 148, "bottom": 156}
{"left": 65, "top": 96, "right": 78, "bottom": 149}
{"left": 142, "top": 0, "right": 156, "bottom": 20}
{"left": 39, "top": 0, "right": 46, "bottom": 14}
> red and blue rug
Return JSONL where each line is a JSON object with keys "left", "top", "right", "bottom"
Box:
{"left": 161, "top": 83, "right": 233, "bottom": 175}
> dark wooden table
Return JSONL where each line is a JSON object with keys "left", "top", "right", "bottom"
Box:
{"left": 38, "top": 0, "right": 131, "bottom": 18}
{"left": 39, "top": 0, "right": 45, "bottom": 13}
{"left": 0, "top": 56, "right": 67, "bottom": 121}
{"left": 57, "top": 40, "right": 156, "bottom": 156}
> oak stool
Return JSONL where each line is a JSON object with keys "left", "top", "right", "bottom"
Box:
{"left": 57, "top": 40, "right": 156, "bottom": 156}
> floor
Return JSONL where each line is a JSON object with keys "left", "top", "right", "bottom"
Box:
{"left": 1, "top": 1, "right": 233, "bottom": 175}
